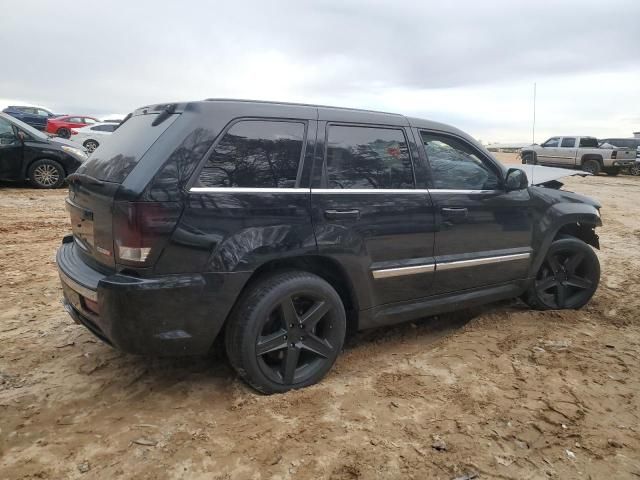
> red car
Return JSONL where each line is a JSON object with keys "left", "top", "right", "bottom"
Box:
{"left": 46, "top": 115, "right": 100, "bottom": 138}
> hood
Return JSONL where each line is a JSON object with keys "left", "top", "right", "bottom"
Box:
{"left": 519, "top": 164, "right": 590, "bottom": 186}
{"left": 50, "top": 137, "right": 83, "bottom": 148}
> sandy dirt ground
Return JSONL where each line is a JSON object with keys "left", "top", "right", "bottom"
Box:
{"left": 1, "top": 154, "right": 640, "bottom": 479}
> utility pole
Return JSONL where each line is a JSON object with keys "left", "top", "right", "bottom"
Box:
{"left": 532, "top": 82, "right": 536, "bottom": 144}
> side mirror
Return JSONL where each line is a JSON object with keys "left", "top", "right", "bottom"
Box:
{"left": 505, "top": 168, "right": 529, "bottom": 191}
{"left": 17, "top": 131, "right": 26, "bottom": 142}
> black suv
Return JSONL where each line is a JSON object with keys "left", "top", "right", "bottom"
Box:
{"left": 57, "top": 100, "right": 602, "bottom": 393}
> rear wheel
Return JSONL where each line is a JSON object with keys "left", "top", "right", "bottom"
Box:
{"left": 84, "top": 139, "right": 99, "bottom": 152}
{"left": 582, "top": 159, "right": 601, "bottom": 175}
{"left": 57, "top": 127, "right": 70, "bottom": 139}
{"left": 523, "top": 237, "right": 600, "bottom": 310}
{"left": 225, "top": 271, "right": 346, "bottom": 394}
{"left": 28, "top": 159, "right": 65, "bottom": 189}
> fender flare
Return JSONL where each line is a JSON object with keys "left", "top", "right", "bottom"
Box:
{"left": 528, "top": 202, "right": 601, "bottom": 277}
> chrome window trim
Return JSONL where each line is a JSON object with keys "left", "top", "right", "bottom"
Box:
{"left": 436, "top": 252, "right": 530, "bottom": 271}
{"left": 372, "top": 264, "right": 435, "bottom": 279}
{"left": 189, "top": 187, "right": 499, "bottom": 194}
{"left": 58, "top": 269, "right": 98, "bottom": 302}
{"left": 190, "top": 187, "right": 310, "bottom": 194}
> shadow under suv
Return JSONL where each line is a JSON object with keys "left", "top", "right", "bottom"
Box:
{"left": 57, "top": 99, "right": 602, "bottom": 393}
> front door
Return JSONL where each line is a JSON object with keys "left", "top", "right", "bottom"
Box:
{"left": 419, "top": 130, "right": 533, "bottom": 295}
{"left": 557, "top": 137, "right": 578, "bottom": 166}
{"left": 310, "top": 122, "right": 436, "bottom": 309}
{"left": 537, "top": 137, "right": 563, "bottom": 165}
{"left": 0, "top": 117, "right": 23, "bottom": 180}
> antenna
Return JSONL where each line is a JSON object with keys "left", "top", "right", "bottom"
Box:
{"left": 532, "top": 82, "right": 536, "bottom": 145}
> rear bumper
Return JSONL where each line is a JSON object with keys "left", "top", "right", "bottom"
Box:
{"left": 610, "top": 159, "right": 635, "bottom": 167}
{"left": 56, "top": 236, "right": 250, "bottom": 356}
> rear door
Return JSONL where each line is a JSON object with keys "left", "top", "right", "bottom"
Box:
{"left": 310, "top": 121, "right": 436, "bottom": 308}
{"left": 419, "top": 130, "right": 533, "bottom": 294}
{"left": 558, "top": 137, "right": 578, "bottom": 166}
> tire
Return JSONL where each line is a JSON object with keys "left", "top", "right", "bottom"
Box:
{"left": 582, "top": 159, "right": 601, "bottom": 175}
{"left": 630, "top": 163, "right": 640, "bottom": 176}
{"left": 604, "top": 167, "right": 620, "bottom": 176}
{"left": 521, "top": 152, "right": 535, "bottom": 165}
{"left": 225, "top": 270, "right": 346, "bottom": 394}
{"left": 28, "top": 159, "right": 65, "bottom": 189}
{"left": 84, "top": 139, "right": 99, "bottom": 152}
{"left": 57, "top": 127, "right": 70, "bottom": 139}
{"left": 523, "top": 237, "right": 600, "bottom": 310}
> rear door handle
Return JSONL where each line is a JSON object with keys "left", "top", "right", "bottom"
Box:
{"left": 442, "top": 207, "right": 468, "bottom": 218}
{"left": 324, "top": 209, "right": 360, "bottom": 220}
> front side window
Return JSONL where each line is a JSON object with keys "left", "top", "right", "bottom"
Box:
{"left": 561, "top": 137, "right": 576, "bottom": 148}
{"left": 197, "top": 120, "right": 305, "bottom": 188}
{"left": 421, "top": 132, "right": 500, "bottom": 190}
{"left": 84, "top": 118, "right": 98, "bottom": 124}
{"left": 65, "top": 117, "right": 81, "bottom": 123}
{"left": 325, "top": 125, "right": 413, "bottom": 189}
{"left": 543, "top": 137, "right": 560, "bottom": 147}
{"left": 0, "top": 118, "right": 16, "bottom": 144}
{"left": 36, "top": 109, "right": 51, "bottom": 117}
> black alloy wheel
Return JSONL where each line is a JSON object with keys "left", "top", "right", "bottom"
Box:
{"left": 526, "top": 237, "right": 600, "bottom": 310}
{"left": 225, "top": 271, "right": 346, "bottom": 394}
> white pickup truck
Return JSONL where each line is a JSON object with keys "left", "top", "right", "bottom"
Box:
{"left": 520, "top": 136, "right": 636, "bottom": 176}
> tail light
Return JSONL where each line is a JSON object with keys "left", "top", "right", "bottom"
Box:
{"left": 611, "top": 150, "right": 617, "bottom": 159}
{"left": 113, "top": 202, "right": 182, "bottom": 266}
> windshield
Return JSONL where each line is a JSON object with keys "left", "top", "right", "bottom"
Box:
{"left": 0, "top": 113, "right": 49, "bottom": 140}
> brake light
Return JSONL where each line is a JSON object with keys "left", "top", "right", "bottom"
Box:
{"left": 612, "top": 150, "right": 617, "bottom": 159}
{"left": 113, "top": 202, "right": 182, "bottom": 265}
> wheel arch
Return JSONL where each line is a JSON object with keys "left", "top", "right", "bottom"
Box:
{"left": 529, "top": 204, "right": 601, "bottom": 278}
{"left": 580, "top": 153, "right": 603, "bottom": 166}
{"left": 23, "top": 156, "right": 67, "bottom": 180}
{"left": 225, "top": 255, "right": 360, "bottom": 335}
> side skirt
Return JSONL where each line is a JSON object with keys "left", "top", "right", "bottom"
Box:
{"left": 358, "top": 280, "right": 530, "bottom": 330}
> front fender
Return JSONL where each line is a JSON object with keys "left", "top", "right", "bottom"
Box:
{"left": 528, "top": 202, "right": 601, "bottom": 277}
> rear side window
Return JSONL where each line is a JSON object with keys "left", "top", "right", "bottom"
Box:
{"left": 325, "top": 125, "right": 414, "bottom": 189}
{"left": 78, "top": 113, "right": 178, "bottom": 183}
{"left": 561, "top": 137, "right": 576, "bottom": 148}
{"left": 197, "top": 120, "right": 305, "bottom": 188}
{"left": 421, "top": 132, "right": 500, "bottom": 190}
{"left": 579, "top": 137, "right": 598, "bottom": 148}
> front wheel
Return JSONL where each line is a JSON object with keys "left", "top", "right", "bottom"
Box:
{"left": 84, "top": 139, "right": 99, "bottom": 152}
{"left": 629, "top": 163, "right": 640, "bottom": 176}
{"left": 225, "top": 271, "right": 346, "bottom": 394}
{"left": 28, "top": 159, "right": 65, "bottom": 188}
{"left": 523, "top": 237, "right": 600, "bottom": 310}
{"left": 521, "top": 153, "right": 536, "bottom": 165}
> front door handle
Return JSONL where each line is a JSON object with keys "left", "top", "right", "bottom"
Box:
{"left": 442, "top": 207, "right": 468, "bottom": 218}
{"left": 324, "top": 209, "right": 360, "bottom": 220}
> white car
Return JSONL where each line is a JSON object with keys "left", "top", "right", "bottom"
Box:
{"left": 70, "top": 122, "right": 119, "bottom": 152}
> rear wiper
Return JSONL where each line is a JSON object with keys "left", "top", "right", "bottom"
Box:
{"left": 66, "top": 173, "right": 106, "bottom": 187}
{"left": 151, "top": 104, "right": 177, "bottom": 126}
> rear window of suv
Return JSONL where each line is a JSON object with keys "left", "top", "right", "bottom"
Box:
{"left": 79, "top": 113, "right": 178, "bottom": 183}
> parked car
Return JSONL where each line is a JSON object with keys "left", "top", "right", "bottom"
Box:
{"left": 70, "top": 122, "right": 119, "bottom": 152}
{"left": 599, "top": 138, "right": 640, "bottom": 175}
{"left": 0, "top": 112, "right": 88, "bottom": 188}
{"left": 2, "top": 105, "right": 59, "bottom": 131}
{"left": 46, "top": 115, "right": 100, "bottom": 139}
{"left": 57, "top": 99, "right": 602, "bottom": 393}
{"left": 520, "top": 136, "right": 636, "bottom": 176}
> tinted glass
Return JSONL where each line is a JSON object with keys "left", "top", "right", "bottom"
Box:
{"left": 197, "top": 120, "right": 305, "bottom": 188}
{"left": 0, "top": 117, "right": 16, "bottom": 144}
{"left": 36, "top": 109, "right": 50, "bottom": 117}
{"left": 421, "top": 132, "right": 500, "bottom": 190}
{"left": 579, "top": 137, "right": 598, "bottom": 148}
{"left": 91, "top": 124, "right": 114, "bottom": 132}
{"left": 65, "top": 117, "right": 81, "bottom": 123}
{"left": 543, "top": 137, "right": 560, "bottom": 147}
{"left": 78, "top": 113, "right": 178, "bottom": 183}
{"left": 561, "top": 137, "right": 576, "bottom": 148}
{"left": 325, "top": 126, "right": 413, "bottom": 189}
